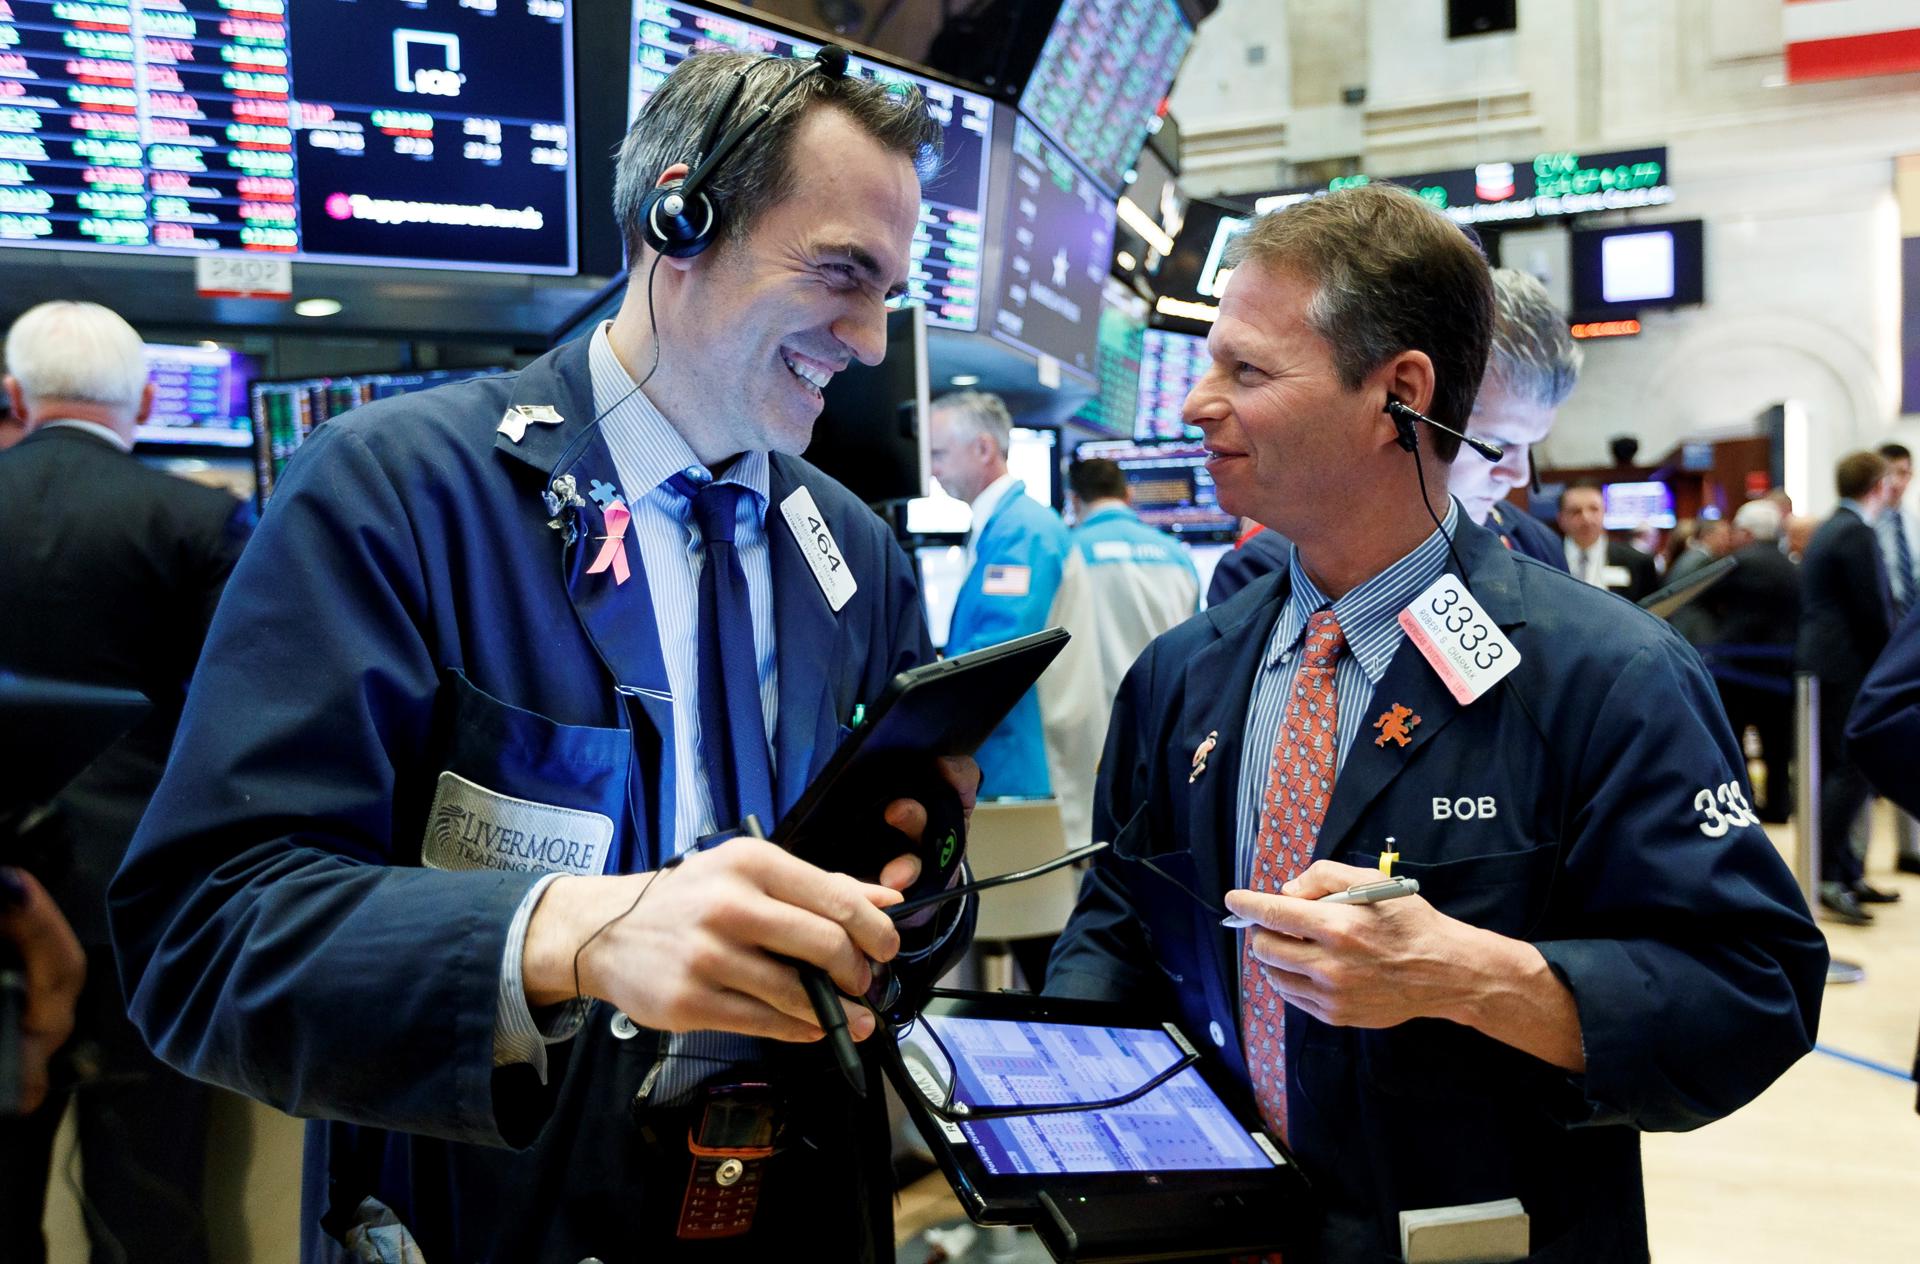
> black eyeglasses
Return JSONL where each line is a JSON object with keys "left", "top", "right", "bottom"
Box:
{"left": 874, "top": 1007, "right": 1200, "bottom": 1124}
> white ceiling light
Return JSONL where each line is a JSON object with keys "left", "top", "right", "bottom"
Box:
{"left": 294, "top": 298, "right": 343, "bottom": 318}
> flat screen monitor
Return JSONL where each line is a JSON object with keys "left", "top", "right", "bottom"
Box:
{"left": 628, "top": 0, "right": 994, "bottom": 332}
{"left": 1569, "top": 219, "right": 1704, "bottom": 320}
{"left": 0, "top": 0, "right": 577, "bottom": 272}
{"left": 1134, "top": 327, "right": 1207, "bottom": 439}
{"left": 1074, "top": 438, "right": 1236, "bottom": 542}
{"left": 803, "top": 305, "right": 929, "bottom": 505}
{"left": 137, "top": 344, "right": 255, "bottom": 449}
{"left": 251, "top": 366, "right": 507, "bottom": 505}
{"left": 1017, "top": 0, "right": 1194, "bottom": 196}
{"left": 989, "top": 117, "right": 1116, "bottom": 383}
{"left": 1602, "top": 480, "right": 1677, "bottom": 530}
{"left": 1008, "top": 424, "right": 1062, "bottom": 509}
{"left": 915, "top": 542, "right": 969, "bottom": 651}
{"left": 1071, "top": 278, "right": 1149, "bottom": 437}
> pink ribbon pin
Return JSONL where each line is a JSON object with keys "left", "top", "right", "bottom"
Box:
{"left": 586, "top": 500, "right": 632, "bottom": 585}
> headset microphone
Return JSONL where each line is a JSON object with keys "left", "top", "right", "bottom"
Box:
{"left": 641, "top": 45, "right": 852, "bottom": 259}
{"left": 1385, "top": 397, "right": 1504, "bottom": 464}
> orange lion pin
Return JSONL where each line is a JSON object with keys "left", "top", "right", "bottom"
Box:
{"left": 1372, "top": 704, "right": 1420, "bottom": 748}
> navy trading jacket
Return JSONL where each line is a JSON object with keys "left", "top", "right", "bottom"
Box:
{"left": 1486, "top": 501, "right": 1567, "bottom": 571}
{"left": 1047, "top": 517, "right": 1825, "bottom": 1263}
{"left": 109, "top": 335, "right": 972, "bottom": 1263}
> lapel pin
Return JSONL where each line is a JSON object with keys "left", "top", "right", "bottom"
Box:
{"left": 1372, "top": 703, "right": 1420, "bottom": 748}
{"left": 1188, "top": 730, "right": 1218, "bottom": 784}
{"left": 497, "top": 404, "right": 565, "bottom": 444}
{"left": 586, "top": 497, "right": 633, "bottom": 585}
{"left": 588, "top": 478, "right": 619, "bottom": 510}
{"left": 544, "top": 474, "right": 585, "bottom": 546}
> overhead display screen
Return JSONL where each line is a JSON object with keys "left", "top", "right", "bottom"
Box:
{"left": 1017, "top": 0, "right": 1192, "bottom": 196}
{"left": 0, "top": 0, "right": 577, "bottom": 272}
{"left": 629, "top": 0, "right": 993, "bottom": 332}
{"left": 990, "top": 116, "right": 1115, "bottom": 383}
{"left": 1135, "top": 327, "right": 1206, "bottom": 439}
{"left": 138, "top": 343, "right": 254, "bottom": 447}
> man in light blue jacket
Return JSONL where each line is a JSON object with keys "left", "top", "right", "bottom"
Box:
{"left": 929, "top": 390, "right": 1069, "bottom": 798}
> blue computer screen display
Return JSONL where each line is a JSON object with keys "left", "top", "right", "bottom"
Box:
{"left": 909, "top": 1016, "right": 1275, "bottom": 1175}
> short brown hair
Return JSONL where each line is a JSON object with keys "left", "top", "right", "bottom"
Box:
{"left": 614, "top": 52, "right": 941, "bottom": 262}
{"left": 1224, "top": 183, "right": 1493, "bottom": 460}
{"left": 1069, "top": 458, "right": 1129, "bottom": 503}
{"left": 1836, "top": 450, "right": 1888, "bottom": 500}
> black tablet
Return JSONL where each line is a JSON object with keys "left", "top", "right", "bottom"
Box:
{"left": 885, "top": 990, "right": 1313, "bottom": 1262}
{"left": 772, "top": 628, "right": 1068, "bottom": 882}
{"left": 1639, "top": 555, "right": 1737, "bottom": 619}
{"left": 0, "top": 674, "right": 149, "bottom": 818}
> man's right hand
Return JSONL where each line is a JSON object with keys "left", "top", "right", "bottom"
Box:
{"left": 520, "top": 841, "right": 902, "bottom": 1043}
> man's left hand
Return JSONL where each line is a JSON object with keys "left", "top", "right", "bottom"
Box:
{"left": 876, "top": 754, "right": 980, "bottom": 895}
{"left": 1224, "top": 859, "right": 1493, "bottom": 1030}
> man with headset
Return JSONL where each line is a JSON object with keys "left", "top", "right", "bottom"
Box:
{"left": 1046, "top": 184, "right": 1825, "bottom": 1261}
{"left": 112, "top": 51, "right": 974, "bottom": 1262}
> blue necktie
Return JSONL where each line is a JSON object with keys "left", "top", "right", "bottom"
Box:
{"left": 1890, "top": 509, "right": 1915, "bottom": 618}
{"left": 670, "top": 473, "right": 776, "bottom": 833}
{"left": 653, "top": 473, "right": 772, "bottom": 1104}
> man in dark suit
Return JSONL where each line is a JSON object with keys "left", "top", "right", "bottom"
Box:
{"left": 1797, "top": 450, "right": 1900, "bottom": 924}
{"left": 1558, "top": 479, "right": 1659, "bottom": 601}
{"left": 1047, "top": 184, "right": 1821, "bottom": 1262}
{"left": 0, "top": 300, "right": 251, "bottom": 1264}
{"left": 1698, "top": 498, "right": 1802, "bottom": 821}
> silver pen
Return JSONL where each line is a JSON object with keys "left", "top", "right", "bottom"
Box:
{"left": 1220, "top": 876, "right": 1421, "bottom": 928}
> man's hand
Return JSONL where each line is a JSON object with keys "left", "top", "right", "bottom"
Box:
{"left": 523, "top": 841, "right": 904, "bottom": 1043}
{"left": 1223, "top": 859, "right": 1585, "bottom": 1071}
{"left": 1, "top": 867, "right": 86, "bottom": 1114}
{"left": 878, "top": 755, "right": 980, "bottom": 921}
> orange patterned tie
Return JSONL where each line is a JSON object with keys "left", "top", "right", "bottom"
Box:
{"left": 1240, "top": 609, "right": 1345, "bottom": 1142}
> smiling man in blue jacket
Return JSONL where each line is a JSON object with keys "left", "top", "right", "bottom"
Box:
{"left": 1047, "top": 184, "right": 1825, "bottom": 1262}
{"left": 110, "top": 51, "right": 975, "bottom": 1263}
{"left": 929, "top": 389, "right": 1070, "bottom": 799}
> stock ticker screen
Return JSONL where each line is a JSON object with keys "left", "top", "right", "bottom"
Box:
{"left": 1017, "top": 0, "right": 1192, "bottom": 195}
{"left": 1135, "top": 327, "right": 1207, "bottom": 439}
{"left": 989, "top": 116, "right": 1114, "bottom": 382}
{"left": 629, "top": 0, "right": 993, "bottom": 331}
{"left": 0, "top": 0, "right": 577, "bottom": 271}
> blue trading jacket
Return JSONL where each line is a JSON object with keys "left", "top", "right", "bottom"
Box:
{"left": 108, "top": 335, "right": 972, "bottom": 1263}
{"left": 944, "top": 482, "right": 1070, "bottom": 798}
{"left": 1048, "top": 518, "right": 1825, "bottom": 1262}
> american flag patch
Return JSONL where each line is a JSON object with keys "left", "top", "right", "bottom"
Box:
{"left": 981, "top": 564, "right": 1032, "bottom": 596}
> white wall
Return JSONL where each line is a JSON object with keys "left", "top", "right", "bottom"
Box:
{"left": 1170, "top": 0, "right": 1920, "bottom": 515}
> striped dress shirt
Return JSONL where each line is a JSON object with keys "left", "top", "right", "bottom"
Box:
{"left": 1233, "top": 502, "right": 1458, "bottom": 889}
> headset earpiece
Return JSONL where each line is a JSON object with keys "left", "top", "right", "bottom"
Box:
{"left": 635, "top": 45, "right": 850, "bottom": 263}
{"left": 639, "top": 180, "right": 718, "bottom": 259}
{"left": 1386, "top": 397, "right": 1420, "bottom": 453}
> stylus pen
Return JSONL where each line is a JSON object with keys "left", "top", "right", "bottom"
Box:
{"left": 1219, "top": 876, "right": 1422, "bottom": 928}
{"left": 741, "top": 816, "right": 867, "bottom": 1098}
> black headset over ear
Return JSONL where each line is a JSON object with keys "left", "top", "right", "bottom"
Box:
{"left": 638, "top": 44, "right": 851, "bottom": 260}
{"left": 1385, "top": 395, "right": 1504, "bottom": 463}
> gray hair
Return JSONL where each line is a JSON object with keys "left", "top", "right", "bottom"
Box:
{"left": 931, "top": 389, "right": 1012, "bottom": 456}
{"left": 1733, "top": 498, "right": 1782, "bottom": 541}
{"left": 4, "top": 301, "right": 147, "bottom": 412}
{"left": 613, "top": 51, "right": 941, "bottom": 263}
{"left": 1485, "top": 268, "right": 1581, "bottom": 409}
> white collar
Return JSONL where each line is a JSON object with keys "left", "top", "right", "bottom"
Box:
{"left": 42, "top": 418, "right": 133, "bottom": 452}
{"left": 968, "top": 472, "right": 1018, "bottom": 534}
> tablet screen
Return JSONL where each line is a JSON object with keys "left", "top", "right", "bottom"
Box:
{"left": 905, "top": 1016, "right": 1277, "bottom": 1175}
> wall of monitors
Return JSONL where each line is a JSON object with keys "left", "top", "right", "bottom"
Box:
{"left": 0, "top": 0, "right": 577, "bottom": 271}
